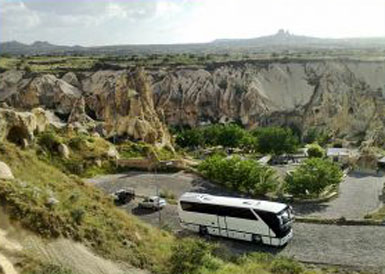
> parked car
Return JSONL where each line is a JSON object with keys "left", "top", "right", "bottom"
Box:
{"left": 139, "top": 196, "right": 167, "bottom": 210}
{"left": 112, "top": 188, "right": 135, "bottom": 205}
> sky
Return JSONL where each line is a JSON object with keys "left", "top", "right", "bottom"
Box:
{"left": 1, "top": 0, "right": 385, "bottom": 46}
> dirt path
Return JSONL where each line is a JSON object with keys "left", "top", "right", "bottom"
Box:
{"left": 0, "top": 211, "right": 147, "bottom": 274}
{"left": 294, "top": 172, "right": 384, "bottom": 219}
{"left": 0, "top": 228, "right": 23, "bottom": 274}
{"left": 24, "top": 237, "right": 147, "bottom": 274}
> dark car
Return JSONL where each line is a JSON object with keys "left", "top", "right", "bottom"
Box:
{"left": 112, "top": 188, "right": 135, "bottom": 205}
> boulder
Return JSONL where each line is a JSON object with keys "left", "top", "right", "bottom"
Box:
{"left": 107, "top": 147, "right": 120, "bottom": 160}
{"left": 0, "top": 162, "right": 14, "bottom": 180}
{"left": 62, "top": 72, "right": 80, "bottom": 88}
{"left": 58, "top": 143, "right": 70, "bottom": 159}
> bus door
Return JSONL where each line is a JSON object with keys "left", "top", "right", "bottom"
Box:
{"left": 217, "top": 215, "right": 228, "bottom": 237}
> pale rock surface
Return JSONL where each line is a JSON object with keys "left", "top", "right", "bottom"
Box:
{"left": 0, "top": 162, "right": 14, "bottom": 180}
{"left": 58, "top": 143, "right": 70, "bottom": 159}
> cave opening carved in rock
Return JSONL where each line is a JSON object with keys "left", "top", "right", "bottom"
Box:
{"left": 7, "top": 126, "right": 29, "bottom": 146}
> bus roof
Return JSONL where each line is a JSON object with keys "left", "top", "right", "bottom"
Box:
{"left": 179, "top": 192, "right": 287, "bottom": 214}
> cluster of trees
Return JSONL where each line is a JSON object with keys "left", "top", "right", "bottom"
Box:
{"left": 198, "top": 155, "right": 277, "bottom": 196}
{"left": 285, "top": 158, "right": 343, "bottom": 196}
{"left": 175, "top": 124, "right": 299, "bottom": 155}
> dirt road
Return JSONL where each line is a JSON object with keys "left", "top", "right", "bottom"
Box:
{"left": 294, "top": 172, "right": 384, "bottom": 219}
{"left": 89, "top": 171, "right": 385, "bottom": 271}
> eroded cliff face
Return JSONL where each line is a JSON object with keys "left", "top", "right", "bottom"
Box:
{"left": 1, "top": 60, "right": 385, "bottom": 146}
{"left": 151, "top": 61, "right": 385, "bottom": 144}
{"left": 0, "top": 69, "right": 173, "bottom": 148}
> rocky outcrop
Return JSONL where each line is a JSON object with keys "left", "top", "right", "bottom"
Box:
{"left": 7, "top": 74, "right": 82, "bottom": 117}
{"left": 1, "top": 60, "right": 385, "bottom": 146}
{"left": 0, "top": 162, "right": 14, "bottom": 180}
{"left": 0, "top": 107, "right": 49, "bottom": 144}
{"left": 151, "top": 60, "right": 385, "bottom": 144}
{"left": 0, "top": 69, "right": 173, "bottom": 148}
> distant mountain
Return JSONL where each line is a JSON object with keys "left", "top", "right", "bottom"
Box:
{"left": 213, "top": 29, "right": 322, "bottom": 45}
{"left": 1, "top": 30, "right": 385, "bottom": 56}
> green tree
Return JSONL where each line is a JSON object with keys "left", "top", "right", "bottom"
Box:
{"left": 285, "top": 158, "right": 343, "bottom": 196}
{"left": 198, "top": 155, "right": 277, "bottom": 196}
{"left": 175, "top": 129, "right": 204, "bottom": 148}
{"left": 306, "top": 143, "right": 325, "bottom": 158}
{"left": 252, "top": 127, "right": 298, "bottom": 155}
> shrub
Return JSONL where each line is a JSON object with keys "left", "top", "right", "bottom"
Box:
{"left": 306, "top": 143, "right": 325, "bottom": 158}
{"left": 175, "top": 124, "right": 253, "bottom": 149}
{"left": 270, "top": 257, "right": 304, "bottom": 274}
{"left": 252, "top": 127, "right": 299, "bottom": 155}
{"left": 303, "top": 128, "right": 330, "bottom": 146}
{"left": 198, "top": 155, "right": 277, "bottom": 196}
{"left": 37, "top": 131, "right": 62, "bottom": 152}
{"left": 68, "top": 135, "right": 88, "bottom": 150}
{"left": 169, "top": 238, "right": 213, "bottom": 274}
{"left": 28, "top": 263, "right": 74, "bottom": 274}
{"left": 285, "top": 158, "right": 343, "bottom": 196}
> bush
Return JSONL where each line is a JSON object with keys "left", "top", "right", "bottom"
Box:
{"left": 285, "top": 158, "right": 343, "bottom": 196}
{"left": 68, "top": 135, "right": 88, "bottom": 150}
{"left": 175, "top": 124, "right": 254, "bottom": 149}
{"left": 37, "top": 131, "right": 62, "bottom": 152}
{"left": 270, "top": 257, "right": 304, "bottom": 274}
{"left": 252, "top": 127, "right": 299, "bottom": 155}
{"left": 28, "top": 263, "right": 74, "bottom": 274}
{"left": 198, "top": 155, "right": 277, "bottom": 196}
{"left": 306, "top": 143, "right": 325, "bottom": 158}
{"left": 169, "top": 238, "right": 213, "bottom": 274}
{"left": 303, "top": 128, "right": 330, "bottom": 146}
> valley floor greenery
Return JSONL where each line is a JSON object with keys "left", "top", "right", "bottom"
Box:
{"left": 198, "top": 154, "right": 278, "bottom": 196}
{"left": 285, "top": 158, "right": 343, "bottom": 197}
{"left": 175, "top": 124, "right": 299, "bottom": 155}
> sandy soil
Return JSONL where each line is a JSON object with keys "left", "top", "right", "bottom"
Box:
{"left": 0, "top": 210, "right": 148, "bottom": 274}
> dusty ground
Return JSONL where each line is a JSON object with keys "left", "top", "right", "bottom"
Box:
{"left": 293, "top": 172, "right": 384, "bottom": 219}
{"left": 0, "top": 210, "right": 147, "bottom": 274}
{"left": 89, "top": 171, "right": 385, "bottom": 271}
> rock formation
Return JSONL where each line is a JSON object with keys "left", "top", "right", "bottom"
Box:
{"left": 1, "top": 60, "right": 385, "bottom": 146}
{"left": 0, "top": 107, "right": 49, "bottom": 144}
{"left": 0, "top": 162, "right": 14, "bottom": 180}
{"left": 151, "top": 60, "right": 385, "bottom": 144}
{"left": 0, "top": 69, "right": 173, "bottom": 148}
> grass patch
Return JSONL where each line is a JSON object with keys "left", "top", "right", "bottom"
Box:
{"left": 0, "top": 142, "right": 174, "bottom": 272}
{"left": 0, "top": 142, "right": 326, "bottom": 274}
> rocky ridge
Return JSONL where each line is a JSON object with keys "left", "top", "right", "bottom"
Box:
{"left": 151, "top": 60, "right": 385, "bottom": 145}
{"left": 1, "top": 60, "right": 385, "bottom": 146}
{"left": 0, "top": 69, "right": 173, "bottom": 149}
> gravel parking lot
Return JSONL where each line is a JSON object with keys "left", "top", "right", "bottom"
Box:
{"left": 293, "top": 172, "right": 384, "bottom": 219}
{"left": 88, "top": 171, "right": 385, "bottom": 271}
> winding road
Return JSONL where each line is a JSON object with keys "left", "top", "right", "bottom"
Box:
{"left": 88, "top": 171, "right": 385, "bottom": 271}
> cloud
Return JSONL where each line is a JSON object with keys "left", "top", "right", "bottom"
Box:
{"left": 0, "top": 0, "right": 384, "bottom": 45}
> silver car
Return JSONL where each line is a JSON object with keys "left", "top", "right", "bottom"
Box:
{"left": 139, "top": 196, "right": 167, "bottom": 210}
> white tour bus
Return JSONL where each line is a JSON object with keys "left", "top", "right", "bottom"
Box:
{"left": 178, "top": 192, "right": 294, "bottom": 246}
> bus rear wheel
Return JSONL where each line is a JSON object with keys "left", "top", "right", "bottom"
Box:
{"left": 199, "top": 226, "right": 208, "bottom": 236}
{"left": 252, "top": 234, "right": 262, "bottom": 244}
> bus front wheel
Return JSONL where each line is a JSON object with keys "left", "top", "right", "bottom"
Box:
{"left": 199, "top": 226, "right": 208, "bottom": 236}
{"left": 252, "top": 234, "right": 262, "bottom": 244}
